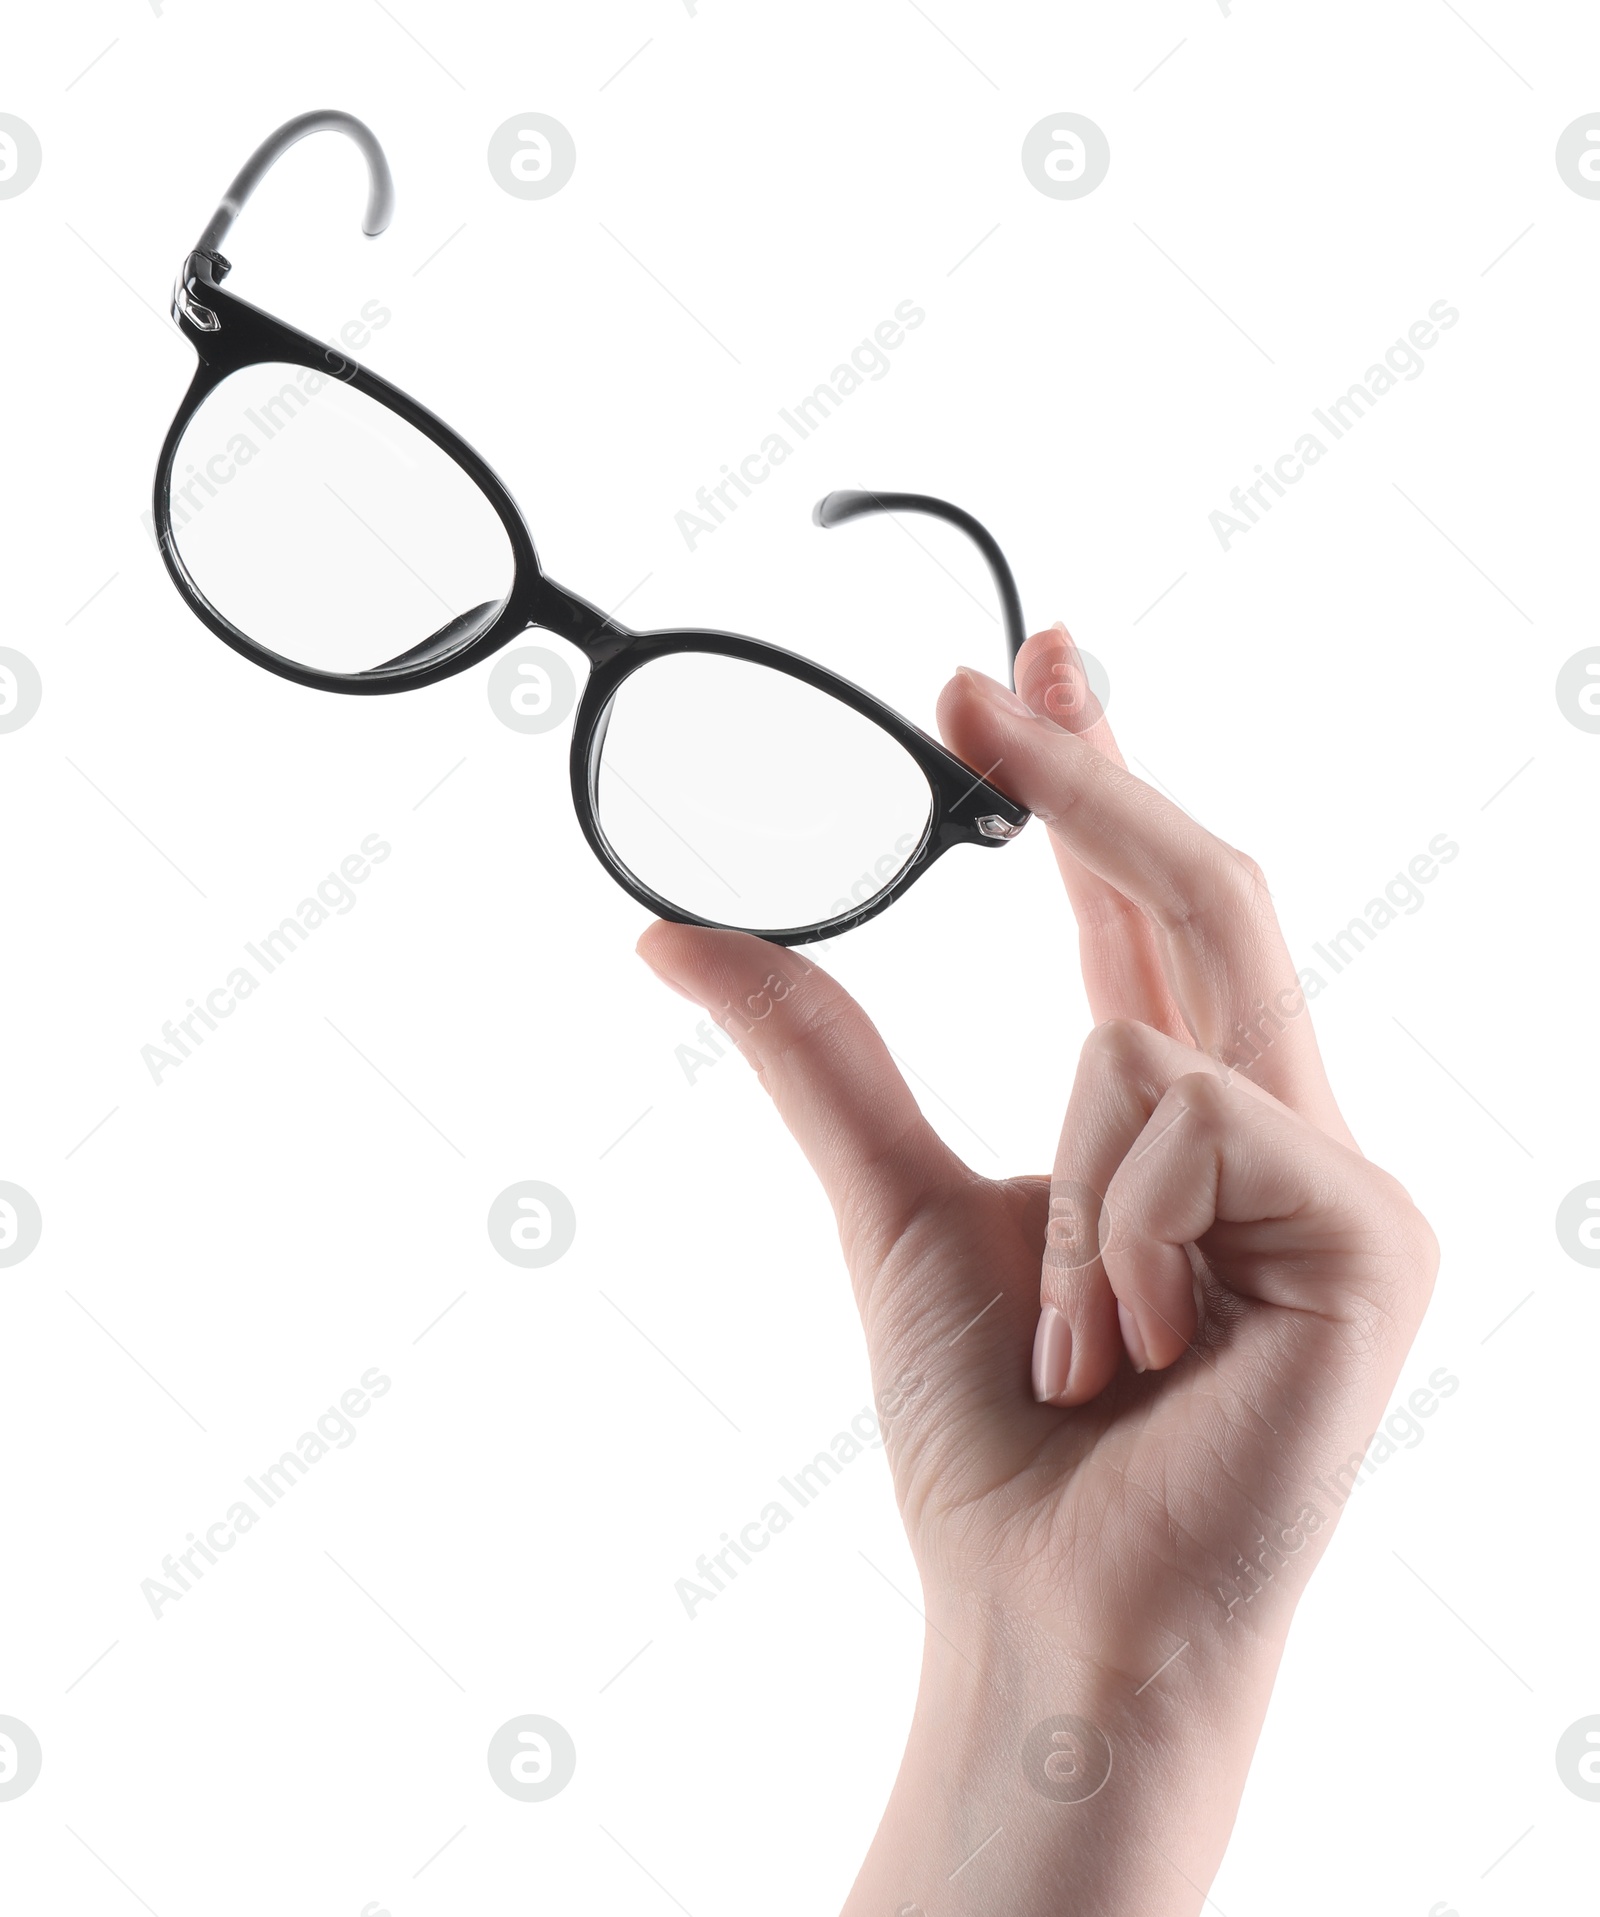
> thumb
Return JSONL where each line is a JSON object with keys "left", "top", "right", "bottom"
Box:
{"left": 636, "top": 920, "right": 973, "bottom": 1291}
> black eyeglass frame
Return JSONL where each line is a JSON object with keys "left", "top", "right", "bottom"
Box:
{"left": 154, "top": 111, "right": 1032, "bottom": 947}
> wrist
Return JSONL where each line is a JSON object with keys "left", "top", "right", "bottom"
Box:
{"left": 841, "top": 1600, "right": 1281, "bottom": 1917}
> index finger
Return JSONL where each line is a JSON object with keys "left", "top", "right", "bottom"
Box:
{"left": 937, "top": 665, "right": 1354, "bottom": 1147}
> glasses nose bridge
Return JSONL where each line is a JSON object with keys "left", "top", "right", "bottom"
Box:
{"left": 517, "top": 572, "right": 636, "bottom": 668}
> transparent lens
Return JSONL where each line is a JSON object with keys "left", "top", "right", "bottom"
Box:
{"left": 165, "top": 362, "right": 515, "bottom": 675}
{"left": 596, "top": 652, "right": 933, "bottom": 933}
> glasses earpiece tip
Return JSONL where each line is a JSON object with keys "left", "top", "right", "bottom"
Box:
{"left": 814, "top": 490, "right": 868, "bottom": 529}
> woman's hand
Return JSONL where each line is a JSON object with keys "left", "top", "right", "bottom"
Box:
{"left": 637, "top": 624, "right": 1438, "bottom": 1916}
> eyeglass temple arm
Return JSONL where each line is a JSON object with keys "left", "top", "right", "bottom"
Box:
{"left": 195, "top": 109, "right": 395, "bottom": 259}
{"left": 812, "top": 490, "right": 1026, "bottom": 688}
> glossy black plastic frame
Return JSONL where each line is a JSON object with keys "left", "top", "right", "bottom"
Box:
{"left": 154, "top": 111, "right": 1032, "bottom": 946}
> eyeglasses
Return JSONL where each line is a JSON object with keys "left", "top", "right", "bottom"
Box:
{"left": 154, "top": 110, "right": 1031, "bottom": 945}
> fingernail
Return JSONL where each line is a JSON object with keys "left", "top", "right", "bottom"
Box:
{"left": 1117, "top": 1300, "right": 1149, "bottom": 1374}
{"left": 960, "top": 666, "right": 1032, "bottom": 718}
{"left": 1044, "top": 624, "right": 1082, "bottom": 670}
{"left": 1032, "top": 1304, "right": 1072, "bottom": 1403}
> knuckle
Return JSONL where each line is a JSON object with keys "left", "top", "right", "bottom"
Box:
{"left": 1212, "top": 847, "right": 1270, "bottom": 921}
{"left": 1370, "top": 1165, "right": 1438, "bottom": 1257}
{"left": 1344, "top": 1171, "right": 1441, "bottom": 1322}
{"left": 1395, "top": 1194, "right": 1441, "bottom": 1283}
{"left": 1155, "top": 845, "right": 1267, "bottom": 935}
{"left": 1226, "top": 846, "right": 1269, "bottom": 893}
{"left": 1168, "top": 1069, "right": 1229, "bottom": 1125}
{"left": 1084, "top": 1015, "right": 1160, "bottom": 1075}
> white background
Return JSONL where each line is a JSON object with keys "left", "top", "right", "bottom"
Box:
{"left": 2, "top": 2, "right": 1597, "bottom": 1911}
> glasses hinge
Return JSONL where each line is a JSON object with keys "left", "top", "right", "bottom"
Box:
{"left": 171, "top": 250, "right": 230, "bottom": 333}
